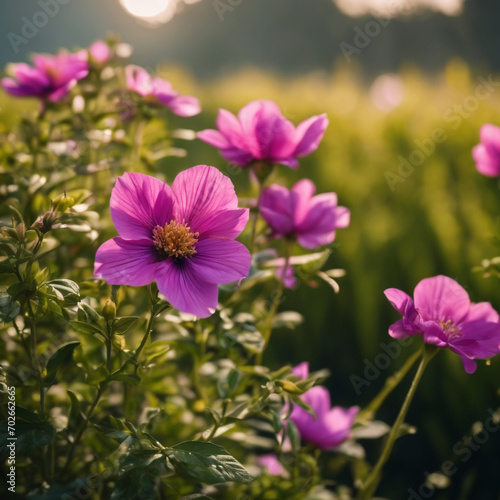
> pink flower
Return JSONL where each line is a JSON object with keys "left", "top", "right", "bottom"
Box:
{"left": 288, "top": 362, "right": 359, "bottom": 450}
{"left": 1, "top": 52, "right": 89, "bottom": 102}
{"left": 125, "top": 65, "right": 200, "bottom": 117}
{"left": 472, "top": 124, "right": 500, "bottom": 177}
{"left": 259, "top": 179, "right": 350, "bottom": 249}
{"left": 198, "top": 100, "right": 328, "bottom": 168}
{"left": 385, "top": 275, "right": 500, "bottom": 373}
{"left": 89, "top": 40, "right": 112, "bottom": 65}
{"left": 256, "top": 454, "right": 288, "bottom": 477}
{"left": 94, "top": 166, "right": 250, "bottom": 317}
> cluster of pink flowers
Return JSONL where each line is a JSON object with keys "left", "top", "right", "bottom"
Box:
{"left": 1, "top": 40, "right": 199, "bottom": 117}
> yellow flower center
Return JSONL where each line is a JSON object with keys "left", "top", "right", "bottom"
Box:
{"left": 152, "top": 220, "right": 199, "bottom": 259}
{"left": 439, "top": 319, "right": 462, "bottom": 339}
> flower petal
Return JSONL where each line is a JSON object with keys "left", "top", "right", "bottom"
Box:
{"left": 454, "top": 321, "right": 500, "bottom": 358}
{"left": 198, "top": 129, "right": 231, "bottom": 149}
{"left": 296, "top": 194, "right": 350, "bottom": 249}
{"left": 155, "top": 259, "right": 218, "bottom": 318}
{"left": 259, "top": 184, "right": 294, "bottom": 236}
{"left": 292, "top": 362, "right": 309, "bottom": 380}
{"left": 413, "top": 275, "right": 470, "bottom": 324}
{"left": 189, "top": 208, "right": 249, "bottom": 240}
{"left": 110, "top": 172, "right": 174, "bottom": 240}
{"left": 388, "top": 319, "right": 415, "bottom": 339}
{"left": 216, "top": 108, "right": 246, "bottom": 150}
{"left": 189, "top": 239, "right": 251, "bottom": 284}
{"left": 472, "top": 144, "right": 500, "bottom": 177}
{"left": 464, "top": 302, "right": 500, "bottom": 323}
{"left": 94, "top": 238, "right": 159, "bottom": 286}
{"left": 172, "top": 165, "right": 239, "bottom": 234}
{"left": 384, "top": 288, "right": 413, "bottom": 314}
{"left": 294, "top": 114, "right": 328, "bottom": 157}
{"left": 166, "top": 95, "right": 201, "bottom": 117}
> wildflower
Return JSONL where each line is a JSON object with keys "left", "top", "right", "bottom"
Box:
{"left": 198, "top": 99, "right": 328, "bottom": 168}
{"left": 88, "top": 40, "right": 112, "bottom": 65}
{"left": 385, "top": 275, "right": 500, "bottom": 373}
{"left": 259, "top": 179, "right": 350, "bottom": 249}
{"left": 94, "top": 166, "right": 250, "bottom": 318}
{"left": 288, "top": 362, "right": 359, "bottom": 450}
{"left": 472, "top": 124, "right": 500, "bottom": 177}
{"left": 125, "top": 65, "right": 200, "bottom": 117}
{"left": 1, "top": 51, "right": 88, "bottom": 102}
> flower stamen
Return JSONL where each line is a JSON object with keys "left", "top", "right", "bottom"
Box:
{"left": 440, "top": 319, "right": 462, "bottom": 339}
{"left": 153, "top": 220, "right": 199, "bottom": 259}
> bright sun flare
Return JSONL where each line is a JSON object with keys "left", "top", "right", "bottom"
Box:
{"left": 120, "top": 0, "right": 175, "bottom": 23}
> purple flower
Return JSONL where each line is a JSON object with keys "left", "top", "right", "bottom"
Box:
{"left": 1, "top": 52, "right": 89, "bottom": 102}
{"left": 88, "top": 40, "right": 112, "bottom": 65}
{"left": 256, "top": 454, "right": 288, "bottom": 477}
{"left": 472, "top": 124, "right": 500, "bottom": 177}
{"left": 288, "top": 362, "right": 359, "bottom": 450}
{"left": 259, "top": 179, "right": 350, "bottom": 249}
{"left": 94, "top": 166, "right": 250, "bottom": 318}
{"left": 125, "top": 65, "right": 200, "bottom": 117}
{"left": 198, "top": 100, "right": 328, "bottom": 168}
{"left": 385, "top": 275, "right": 500, "bottom": 373}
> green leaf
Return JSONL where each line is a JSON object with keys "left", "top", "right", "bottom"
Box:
{"left": 289, "top": 394, "right": 316, "bottom": 418}
{"left": 0, "top": 293, "right": 20, "bottom": 323}
{"left": 167, "top": 441, "right": 254, "bottom": 485}
{"left": 0, "top": 420, "right": 56, "bottom": 458}
{"left": 272, "top": 311, "right": 304, "bottom": 330}
{"left": 44, "top": 341, "right": 80, "bottom": 386}
{"left": 68, "top": 320, "right": 103, "bottom": 336}
{"left": 13, "top": 406, "right": 43, "bottom": 424}
{"left": 67, "top": 390, "right": 83, "bottom": 424}
{"left": 110, "top": 467, "right": 158, "bottom": 500}
{"left": 46, "top": 279, "right": 80, "bottom": 304}
{"left": 113, "top": 316, "right": 141, "bottom": 335}
{"left": 286, "top": 420, "right": 301, "bottom": 453}
{"left": 217, "top": 369, "right": 239, "bottom": 398}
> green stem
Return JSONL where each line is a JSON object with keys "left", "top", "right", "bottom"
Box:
{"left": 27, "top": 302, "right": 44, "bottom": 415}
{"left": 58, "top": 386, "right": 104, "bottom": 479}
{"left": 130, "top": 118, "right": 146, "bottom": 168}
{"left": 357, "top": 344, "right": 439, "bottom": 500}
{"left": 358, "top": 348, "right": 421, "bottom": 422}
{"left": 256, "top": 243, "right": 291, "bottom": 365}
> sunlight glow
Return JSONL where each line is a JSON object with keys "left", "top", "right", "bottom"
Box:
{"left": 119, "top": 0, "right": 177, "bottom": 25}
{"left": 333, "top": 0, "right": 464, "bottom": 17}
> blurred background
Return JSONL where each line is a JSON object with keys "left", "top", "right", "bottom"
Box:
{"left": 2, "top": 0, "right": 500, "bottom": 498}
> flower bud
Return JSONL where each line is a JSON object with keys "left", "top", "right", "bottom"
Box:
{"left": 102, "top": 299, "right": 117, "bottom": 321}
{"left": 51, "top": 192, "right": 74, "bottom": 213}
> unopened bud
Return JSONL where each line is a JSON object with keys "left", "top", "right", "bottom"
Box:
{"left": 102, "top": 299, "right": 117, "bottom": 321}
{"left": 275, "top": 380, "right": 305, "bottom": 395}
{"left": 51, "top": 193, "right": 74, "bottom": 213}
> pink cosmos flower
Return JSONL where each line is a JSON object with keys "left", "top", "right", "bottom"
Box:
{"left": 88, "top": 40, "right": 112, "bottom": 65}
{"left": 288, "top": 362, "right": 359, "bottom": 450}
{"left": 94, "top": 166, "right": 250, "bottom": 318}
{"left": 1, "top": 52, "right": 89, "bottom": 102}
{"left": 385, "top": 275, "right": 500, "bottom": 373}
{"left": 472, "top": 124, "right": 500, "bottom": 177}
{"left": 259, "top": 179, "right": 350, "bottom": 249}
{"left": 125, "top": 65, "right": 200, "bottom": 117}
{"left": 198, "top": 100, "right": 328, "bottom": 168}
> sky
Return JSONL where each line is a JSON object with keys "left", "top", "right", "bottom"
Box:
{"left": 0, "top": 0, "right": 498, "bottom": 80}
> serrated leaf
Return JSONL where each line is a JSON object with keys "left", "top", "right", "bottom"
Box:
{"left": 44, "top": 341, "right": 80, "bottom": 386}
{"left": 167, "top": 441, "right": 254, "bottom": 485}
